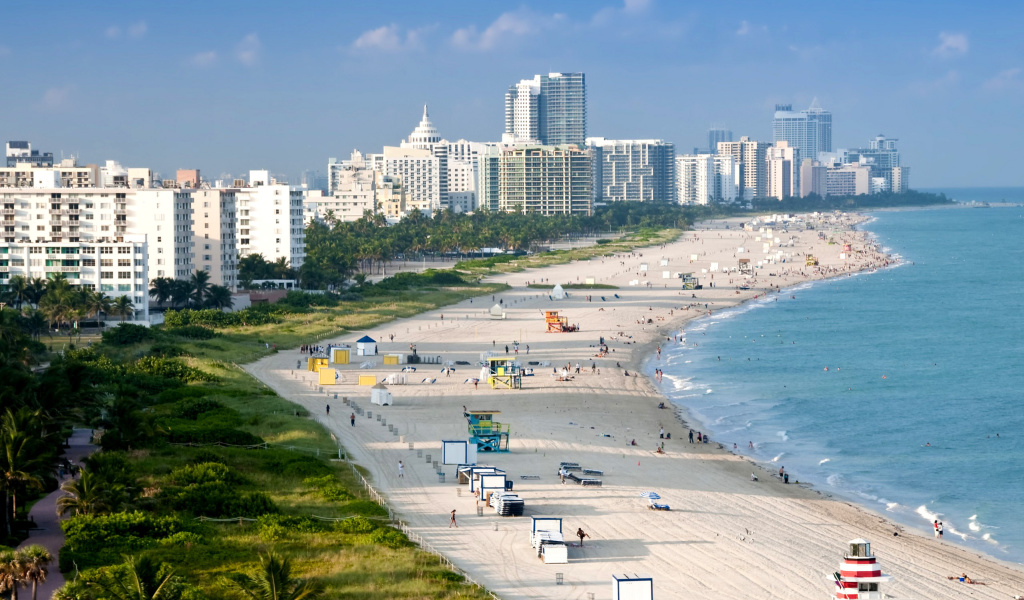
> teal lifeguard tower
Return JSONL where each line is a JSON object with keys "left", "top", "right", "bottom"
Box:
{"left": 465, "top": 410, "right": 510, "bottom": 452}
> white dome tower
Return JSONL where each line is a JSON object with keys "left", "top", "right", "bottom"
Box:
{"left": 402, "top": 105, "right": 441, "bottom": 151}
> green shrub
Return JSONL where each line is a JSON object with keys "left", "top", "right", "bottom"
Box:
{"left": 102, "top": 323, "right": 154, "bottom": 346}
{"left": 596, "top": 238, "right": 612, "bottom": 245}
{"left": 149, "top": 343, "right": 190, "bottom": 358}
{"left": 163, "top": 481, "right": 277, "bottom": 518}
{"left": 157, "top": 386, "right": 210, "bottom": 404}
{"left": 168, "top": 462, "right": 244, "bottom": 486}
{"left": 134, "top": 356, "right": 216, "bottom": 383}
{"left": 342, "top": 500, "right": 389, "bottom": 517}
{"left": 164, "top": 426, "right": 262, "bottom": 447}
{"left": 165, "top": 325, "right": 218, "bottom": 340}
{"left": 337, "top": 516, "right": 378, "bottom": 534}
{"left": 60, "top": 511, "right": 187, "bottom": 569}
{"left": 163, "top": 307, "right": 282, "bottom": 329}
{"left": 172, "top": 398, "right": 226, "bottom": 420}
{"left": 367, "top": 526, "right": 410, "bottom": 549}
{"left": 303, "top": 475, "right": 354, "bottom": 502}
{"left": 158, "top": 531, "right": 205, "bottom": 546}
{"left": 261, "top": 454, "right": 331, "bottom": 478}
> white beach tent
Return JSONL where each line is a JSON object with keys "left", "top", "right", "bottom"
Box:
{"left": 489, "top": 304, "right": 506, "bottom": 319}
{"left": 551, "top": 284, "right": 566, "bottom": 300}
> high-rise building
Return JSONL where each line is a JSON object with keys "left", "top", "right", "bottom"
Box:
{"left": 504, "top": 73, "right": 586, "bottom": 146}
{"left": 587, "top": 138, "right": 676, "bottom": 203}
{"left": 772, "top": 101, "right": 832, "bottom": 164}
{"left": 401, "top": 106, "right": 447, "bottom": 208}
{"left": 717, "top": 137, "right": 771, "bottom": 199}
{"left": 176, "top": 169, "right": 201, "bottom": 188}
{"left": 675, "top": 154, "right": 738, "bottom": 205}
{"left": 707, "top": 128, "right": 733, "bottom": 154}
{"left": 799, "top": 159, "right": 827, "bottom": 198}
{"left": 496, "top": 145, "right": 591, "bottom": 216}
{"left": 844, "top": 135, "right": 903, "bottom": 190}
{"left": 236, "top": 170, "right": 305, "bottom": 269}
{"left": 381, "top": 146, "right": 439, "bottom": 214}
{"left": 890, "top": 166, "right": 910, "bottom": 193}
{"left": 191, "top": 189, "right": 238, "bottom": 290}
{"left": 766, "top": 141, "right": 798, "bottom": 200}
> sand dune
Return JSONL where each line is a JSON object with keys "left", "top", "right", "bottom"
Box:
{"left": 247, "top": 215, "right": 1024, "bottom": 599}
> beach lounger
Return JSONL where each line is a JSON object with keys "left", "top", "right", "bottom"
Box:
{"left": 582, "top": 468, "right": 603, "bottom": 476}
{"left": 519, "top": 475, "right": 541, "bottom": 480}
{"left": 614, "top": 294, "right": 620, "bottom": 299}
{"left": 565, "top": 473, "right": 583, "bottom": 484}
{"left": 558, "top": 462, "right": 581, "bottom": 470}
{"left": 580, "top": 478, "right": 602, "bottom": 487}
{"left": 648, "top": 501, "right": 670, "bottom": 511}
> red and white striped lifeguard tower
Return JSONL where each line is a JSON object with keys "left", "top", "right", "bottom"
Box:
{"left": 830, "top": 539, "right": 893, "bottom": 599}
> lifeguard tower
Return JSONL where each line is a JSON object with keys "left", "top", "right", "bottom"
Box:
{"left": 830, "top": 539, "right": 892, "bottom": 600}
{"left": 738, "top": 258, "right": 753, "bottom": 274}
{"left": 307, "top": 354, "right": 328, "bottom": 372}
{"left": 545, "top": 310, "right": 578, "bottom": 333}
{"left": 806, "top": 254, "right": 819, "bottom": 266}
{"left": 681, "top": 273, "right": 701, "bottom": 290}
{"left": 487, "top": 357, "right": 522, "bottom": 389}
{"left": 465, "top": 410, "right": 510, "bottom": 452}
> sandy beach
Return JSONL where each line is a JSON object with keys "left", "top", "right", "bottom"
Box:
{"left": 247, "top": 214, "right": 1024, "bottom": 600}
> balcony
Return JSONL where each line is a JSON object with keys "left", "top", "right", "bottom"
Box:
{"left": 49, "top": 208, "right": 66, "bottom": 215}
{"left": 0, "top": 208, "right": 14, "bottom": 216}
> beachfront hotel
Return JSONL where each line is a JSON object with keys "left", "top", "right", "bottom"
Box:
{"left": 587, "top": 138, "right": 677, "bottom": 203}
{"left": 504, "top": 73, "right": 587, "bottom": 146}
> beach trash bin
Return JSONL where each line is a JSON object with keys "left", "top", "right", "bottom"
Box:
{"left": 505, "top": 480, "right": 513, "bottom": 491}
{"left": 438, "top": 472, "right": 446, "bottom": 483}
{"left": 556, "top": 573, "right": 564, "bottom": 585}
{"left": 477, "top": 506, "right": 484, "bottom": 516}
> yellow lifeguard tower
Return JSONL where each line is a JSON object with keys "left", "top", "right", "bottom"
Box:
{"left": 806, "top": 255, "right": 819, "bottom": 266}
{"left": 545, "top": 310, "right": 578, "bottom": 333}
{"left": 487, "top": 357, "right": 522, "bottom": 389}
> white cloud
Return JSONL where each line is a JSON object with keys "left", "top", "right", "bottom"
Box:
{"left": 453, "top": 9, "right": 562, "bottom": 51}
{"left": 736, "top": 21, "right": 751, "bottom": 35}
{"left": 351, "top": 24, "right": 426, "bottom": 52}
{"left": 190, "top": 51, "right": 218, "bottom": 67}
{"left": 128, "top": 21, "right": 147, "bottom": 39}
{"left": 236, "top": 33, "right": 261, "bottom": 66}
{"left": 933, "top": 32, "right": 968, "bottom": 57}
{"left": 983, "top": 68, "right": 1022, "bottom": 92}
{"left": 42, "top": 86, "right": 73, "bottom": 110}
{"left": 105, "top": 25, "right": 121, "bottom": 39}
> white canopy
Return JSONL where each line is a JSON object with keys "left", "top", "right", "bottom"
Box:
{"left": 551, "top": 284, "right": 566, "bottom": 300}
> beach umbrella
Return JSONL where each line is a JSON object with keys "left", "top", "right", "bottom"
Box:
{"left": 639, "top": 491, "right": 661, "bottom": 499}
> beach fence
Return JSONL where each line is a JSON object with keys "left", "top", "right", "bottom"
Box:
{"left": 344, "top": 460, "right": 501, "bottom": 600}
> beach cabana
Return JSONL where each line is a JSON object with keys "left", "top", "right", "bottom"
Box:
{"left": 356, "top": 335, "right": 377, "bottom": 356}
{"left": 612, "top": 575, "right": 653, "bottom": 600}
{"left": 489, "top": 304, "right": 506, "bottom": 319}
{"left": 370, "top": 383, "right": 392, "bottom": 406}
{"left": 441, "top": 440, "right": 478, "bottom": 465}
{"left": 551, "top": 284, "right": 566, "bottom": 300}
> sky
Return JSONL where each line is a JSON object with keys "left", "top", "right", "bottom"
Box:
{"left": 1, "top": 0, "right": 1022, "bottom": 188}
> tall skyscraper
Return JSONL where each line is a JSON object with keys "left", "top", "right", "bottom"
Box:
{"left": 504, "top": 73, "right": 586, "bottom": 146}
{"left": 707, "top": 128, "right": 733, "bottom": 153}
{"left": 772, "top": 101, "right": 832, "bottom": 164}
{"left": 717, "top": 137, "right": 772, "bottom": 200}
{"left": 494, "top": 145, "right": 592, "bottom": 216}
{"left": 766, "top": 141, "right": 798, "bottom": 200}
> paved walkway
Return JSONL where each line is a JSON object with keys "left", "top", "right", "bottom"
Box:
{"left": 18, "top": 428, "right": 96, "bottom": 600}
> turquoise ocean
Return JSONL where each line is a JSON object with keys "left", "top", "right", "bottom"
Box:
{"left": 654, "top": 188, "right": 1024, "bottom": 564}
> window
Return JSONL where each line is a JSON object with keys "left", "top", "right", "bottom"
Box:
{"left": 100, "top": 272, "right": 113, "bottom": 279}
{"left": 100, "top": 247, "right": 113, "bottom": 254}
{"left": 118, "top": 247, "right": 131, "bottom": 254}
{"left": 100, "top": 259, "right": 113, "bottom": 267}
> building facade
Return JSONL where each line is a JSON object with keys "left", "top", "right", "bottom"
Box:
{"left": 799, "top": 159, "right": 827, "bottom": 198}
{"left": 236, "top": 170, "right": 305, "bottom": 269}
{"left": 766, "top": 141, "right": 798, "bottom": 200}
{"left": 675, "top": 154, "right": 738, "bottom": 205}
{"left": 588, "top": 138, "right": 676, "bottom": 203}
{"left": 497, "top": 145, "right": 592, "bottom": 216}
{"left": 772, "top": 102, "right": 832, "bottom": 164}
{"left": 826, "top": 163, "right": 871, "bottom": 196}
{"left": 381, "top": 146, "right": 439, "bottom": 214}
{"left": 191, "top": 189, "right": 237, "bottom": 289}
{"left": 717, "top": 137, "right": 771, "bottom": 200}
{"left": 6, "top": 141, "right": 53, "bottom": 167}
{"left": 504, "top": 73, "right": 586, "bottom": 146}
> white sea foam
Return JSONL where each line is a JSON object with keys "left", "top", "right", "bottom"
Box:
{"left": 916, "top": 505, "right": 941, "bottom": 523}
{"left": 777, "top": 430, "right": 789, "bottom": 442}
{"left": 771, "top": 453, "right": 785, "bottom": 462}
{"left": 818, "top": 458, "right": 831, "bottom": 465}
{"left": 826, "top": 473, "right": 844, "bottom": 487}
{"left": 885, "top": 502, "right": 901, "bottom": 512}
{"left": 705, "top": 388, "right": 713, "bottom": 394}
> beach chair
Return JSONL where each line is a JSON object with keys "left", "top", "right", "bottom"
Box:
{"left": 580, "top": 478, "right": 602, "bottom": 487}
{"left": 614, "top": 294, "right": 620, "bottom": 299}
{"left": 582, "top": 468, "right": 603, "bottom": 476}
{"left": 600, "top": 296, "right": 606, "bottom": 301}
{"left": 565, "top": 473, "right": 583, "bottom": 484}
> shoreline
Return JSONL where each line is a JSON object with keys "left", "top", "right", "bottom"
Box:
{"left": 246, "top": 212, "right": 1024, "bottom": 599}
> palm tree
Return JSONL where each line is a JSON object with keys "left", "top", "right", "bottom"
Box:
{"left": 222, "top": 552, "right": 322, "bottom": 600}
{"left": 148, "top": 277, "right": 174, "bottom": 307}
{"left": 169, "top": 280, "right": 191, "bottom": 309}
{"left": 88, "top": 555, "right": 181, "bottom": 600}
{"left": 17, "top": 545, "right": 52, "bottom": 600}
{"left": 83, "top": 291, "right": 111, "bottom": 324}
{"left": 56, "top": 469, "right": 108, "bottom": 517}
{"left": 0, "top": 548, "right": 25, "bottom": 600}
{"left": 21, "top": 309, "right": 47, "bottom": 340}
{"left": 6, "top": 275, "right": 29, "bottom": 310}
{"left": 109, "top": 296, "right": 134, "bottom": 323}
{"left": 204, "top": 285, "right": 233, "bottom": 310}
{"left": 0, "top": 408, "right": 52, "bottom": 536}
{"left": 189, "top": 271, "right": 211, "bottom": 307}
{"left": 25, "top": 278, "right": 47, "bottom": 307}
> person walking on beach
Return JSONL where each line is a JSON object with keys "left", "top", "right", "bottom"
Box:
{"left": 326, "top": 404, "right": 330, "bottom": 416}
{"left": 577, "top": 527, "right": 590, "bottom": 547}
{"left": 505, "top": 344, "right": 509, "bottom": 354}
{"left": 398, "top": 461, "right": 404, "bottom": 478}
{"left": 938, "top": 522, "right": 944, "bottom": 538}
{"left": 449, "top": 509, "right": 458, "bottom": 528}
{"left": 350, "top": 412, "right": 356, "bottom": 426}
{"left": 688, "top": 429, "right": 694, "bottom": 443}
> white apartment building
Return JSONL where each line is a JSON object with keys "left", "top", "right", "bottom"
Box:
{"left": 826, "top": 163, "right": 871, "bottom": 196}
{"left": 0, "top": 159, "right": 98, "bottom": 189}
{"left": 445, "top": 158, "right": 477, "bottom": 213}
{"left": 236, "top": 170, "right": 305, "bottom": 269}
{"left": 717, "top": 137, "right": 771, "bottom": 200}
{"left": 766, "top": 141, "right": 798, "bottom": 200}
{"left": 799, "top": 159, "right": 828, "bottom": 198}
{"left": 504, "top": 76, "right": 541, "bottom": 143}
{"left": 191, "top": 189, "right": 238, "bottom": 290}
{"left": 381, "top": 147, "right": 439, "bottom": 214}
{"left": 675, "top": 154, "right": 738, "bottom": 205}
{"left": 588, "top": 138, "right": 676, "bottom": 203}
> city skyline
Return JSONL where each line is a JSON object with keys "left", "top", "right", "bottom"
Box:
{"left": 1, "top": 1, "right": 1022, "bottom": 187}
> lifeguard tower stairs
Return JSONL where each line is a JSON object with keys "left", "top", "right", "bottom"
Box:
{"left": 465, "top": 410, "right": 510, "bottom": 452}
